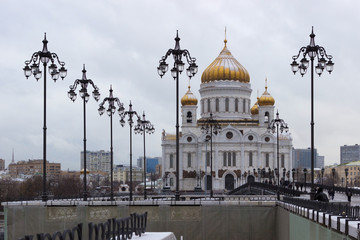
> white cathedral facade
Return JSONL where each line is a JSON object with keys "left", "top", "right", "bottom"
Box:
{"left": 161, "top": 38, "right": 293, "bottom": 192}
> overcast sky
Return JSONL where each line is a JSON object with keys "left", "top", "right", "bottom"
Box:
{"left": 0, "top": 0, "right": 359, "bottom": 170}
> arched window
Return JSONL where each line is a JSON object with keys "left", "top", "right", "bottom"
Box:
{"left": 170, "top": 154, "right": 174, "bottom": 168}
{"left": 266, "top": 153, "right": 269, "bottom": 167}
{"left": 249, "top": 152, "right": 253, "bottom": 166}
{"left": 207, "top": 99, "right": 211, "bottom": 112}
{"left": 265, "top": 112, "right": 269, "bottom": 123}
{"left": 223, "top": 152, "right": 227, "bottom": 166}
{"left": 232, "top": 152, "right": 236, "bottom": 166}
{"left": 186, "top": 111, "right": 192, "bottom": 123}
{"left": 235, "top": 98, "right": 239, "bottom": 112}
{"left": 216, "top": 98, "right": 219, "bottom": 112}
{"left": 228, "top": 152, "right": 232, "bottom": 166}
{"left": 206, "top": 152, "right": 210, "bottom": 166}
{"left": 225, "top": 98, "right": 229, "bottom": 111}
{"left": 187, "top": 153, "right": 191, "bottom": 168}
{"left": 281, "top": 154, "right": 285, "bottom": 168}
{"left": 243, "top": 99, "right": 246, "bottom": 113}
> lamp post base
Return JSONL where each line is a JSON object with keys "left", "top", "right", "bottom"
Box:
{"left": 83, "top": 192, "right": 88, "bottom": 201}
{"left": 41, "top": 193, "right": 48, "bottom": 202}
{"left": 175, "top": 191, "right": 180, "bottom": 201}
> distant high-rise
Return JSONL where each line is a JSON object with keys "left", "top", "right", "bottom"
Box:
{"left": 340, "top": 144, "right": 360, "bottom": 164}
{"left": 137, "top": 157, "right": 161, "bottom": 173}
{"left": 0, "top": 159, "right": 5, "bottom": 171}
{"left": 292, "top": 148, "right": 324, "bottom": 169}
{"left": 81, "top": 150, "right": 111, "bottom": 174}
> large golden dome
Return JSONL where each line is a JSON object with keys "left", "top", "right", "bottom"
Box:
{"left": 201, "top": 39, "right": 250, "bottom": 83}
{"left": 258, "top": 80, "right": 275, "bottom": 106}
{"left": 181, "top": 85, "right": 198, "bottom": 106}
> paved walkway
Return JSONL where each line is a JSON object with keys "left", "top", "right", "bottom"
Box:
{"left": 301, "top": 187, "right": 360, "bottom": 206}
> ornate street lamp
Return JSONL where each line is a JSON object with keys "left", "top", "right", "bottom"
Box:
{"left": 283, "top": 168, "right": 286, "bottom": 183}
{"left": 321, "top": 167, "right": 325, "bottom": 185}
{"left": 200, "top": 113, "right": 221, "bottom": 198}
{"left": 157, "top": 31, "right": 198, "bottom": 200}
{"left": 134, "top": 112, "right": 155, "bottom": 200}
{"left": 98, "top": 86, "right": 124, "bottom": 201}
{"left": 68, "top": 65, "right": 100, "bottom": 200}
{"left": 292, "top": 168, "right": 295, "bottom": 184}
{"left": 268, "top": 110, "right": 289, "bottom": 186}
{"left": 332, "top": 168, "right": 336, "bottom": 186}
{"left": 23, "top": 33, "right": 67, "bottom": 201}
{"left": 120, "top": 102, "right": 141, "bottom": 201}
{"left": 345, "top": 168, "right": 349, "bottom": 189}
{"left": 291, "top": 27, "right": 334, "bottom": 199}
{"left": 303, "top": 168, "right": 308, "bottom": 192}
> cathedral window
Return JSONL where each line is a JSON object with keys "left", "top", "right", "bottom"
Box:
{"left": 187, "top": 153, "right": 191, "bottom": 168}
{"left": 281, "top": 154, "right": 285, "bottom": 168}
{"left": 265, "top": 112, "right": 269, "bottom": 123}
{"left": 228, "top": 152, "right": 232, "bottom": 166}
{"left": 223, "top": 152, "right": 227, "bottom": 166}
{"left": 206, "top": 152, "right": 210, "bottom": 167}
{"left": 170, "top": 154, "right": 174, "bottom": 169}
{"left": 232, "top": 152, "right": 236, "bottom": 166}
{"left": 223, "top": 152, "right": 236, "bottom": 166}
{"left": 249, "top": 152, "right": 253, "bottom": 167}
{"left": 216, "top": 98, "right": 219, "bottom": 112}
{"left": 186, "top": 111, "right": 192, "bottom": 123}
{"left": 207, "top": 99, "right": 211, "bottom": 112}
{"left": 243, "top": 99, "right": 246, "bottom": 113}
{"left": 266, "top": 153, "right": 269, "bottom": 167}
{"left": 235, "top": 98, "right": 239, "bottom": 112}
{"left": 225, "top": 98, "right": 229, "bottom": 111}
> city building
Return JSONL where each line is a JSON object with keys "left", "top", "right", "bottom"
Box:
{"left": 8, "top": 159, "right": 61, "bottom": 179}
{"left": 137, "top": 157, "right": 161, "bottom": 173}
{"left": 0, "top": 158, "right": 5, "bottom": 170}
{"left": 292, "top": 148, "right": 324, "bottom": 169}
{"left": 161, "top": 37, "right": 293, "bottom": 192}
{"left": 81, "top": 150, "right": 111, "bottom": 174}
{"left": 340, "top": 144, "right": 360, "bottom": 164}
{"left": 325, "top": 161, "right": 360, "bottom": 187}
{"left": 113, "top": 164, "right": 143, "bottom": 184}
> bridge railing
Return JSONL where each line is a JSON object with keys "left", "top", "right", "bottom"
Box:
{"left": 228, "top": 182, "right": 302, "bottom": 196}
{"left": 18, "top": 212, "right": 147, "bottom": 240}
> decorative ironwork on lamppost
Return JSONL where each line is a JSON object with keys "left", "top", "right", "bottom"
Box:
{"left": 291, "top": 27, "right": 334, "bottom": 199}
{"left": 268, "top": 110, "right": 289, "bottom": 186}
{"left": 321, "top": 167, "right": 325, "bottom": 185}
{"left": 200, "top": 113, "right": 221, "bottom": 198}
{"left": 157, "top": 31, "right": 198, "bottom": 200}
{"left": 23, "top": 33, "right": 67, "bottom": 201}
{"left": 68, "top": 65, "right": 100, "bottom": 201}
{"left": 134, "top": 112, "right": 155, "bottom": 200}
{"left": 98, "top": 86, "right": 124, "bottom": 201}
{"left": 332, "top": 168, "right": 336, "bottom": 186}
{"left": 120, "top": 102, "right": 141, "bottom": 202}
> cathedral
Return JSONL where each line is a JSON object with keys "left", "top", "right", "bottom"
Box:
{"left": 161, "top": 37, "right": 293, "bottom": 192}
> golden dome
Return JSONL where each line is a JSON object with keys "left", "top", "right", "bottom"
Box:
{"left": 258, "top": 80, "right": 275, "bottom": 106}
{"left": 251, "top": 100, "right": 259, "bottom": 115}
{"left": 201, "top": 39, "right": 250, "bottom": 83}
{"left": 181, "top": 85, "right": 198, "bottom": 106}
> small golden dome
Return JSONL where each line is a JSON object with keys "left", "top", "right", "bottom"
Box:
{"left": 181, "top": 86, "right": 198, "bottom": 106}
{"left": 80, "top": 168, "right": 90, "bottom": 174}
{"left": 251, "top": 100, "right": 259, "bottom": 115}
{"left": 258, "top": 79, "right": 275, "bottom": 106}
{"left": 201, "top": 39, "right": 250, "bottom": 83}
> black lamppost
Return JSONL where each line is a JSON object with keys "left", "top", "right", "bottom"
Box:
{"left": 157, "top": 31, "right": 198, "bottom": 200}
{"left": 68, "top": 65, "right": 100, "bottom": 201}
{"left": 291, "top": 27, "right": 334, "bottom": 199}
{"left": 296, "top": 168, "right": 299, "bottom": 183}
{"left": 303, "top": 168, "right": 308, "bottom": 192}
{"left": 321, "top": 167, "right": 325, "bottom": 185}
{"left": 200, "top": 113, "right": 221, "bottom": 198}
{"left": 345, "top": 168, "right": 349, "bottom": 189}
{"left": 98, "top": 86, "right": 124, "bottom": 201}
{"left": 332, "top": 168, "right": 336, "bottom": 186}
{"left": 292, "top": 168, "right": 295, "bottom": 186}
{"left": 274, "top": 168, "right": 279, "bottom": 185}
{"left": 134, "top": 112, "right": 155, "bottom": 200}
{"left": 268, "top": 110, "right": 289, "bottom": 186}
{"left": 120, "top": 102, "right": 141, "bottom": 202}
{"left": 23, "top": 33, "right": 67, "bottom": 201}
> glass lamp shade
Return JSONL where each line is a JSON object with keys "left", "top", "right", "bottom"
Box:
{"left": 160, "top": 61, "right": 168, "bottom": 74}
{"left": 34, "top": 70, "right": 42, "bottom": 81}
{"left": 31, "top": 63, "right": 39, "bottom": 75}
{"left": 118, "top": 105, "right": 125, "bottom": 114}
{"left": 79, "top": 88, "right": 87, "bottom": 99}
{"left": 186, "top": 67, "right": 192, "bottom": 78}
{"left": 98, "top": 105, "right": 105, "bottom": 115}
{"left": 300, "top": 58, "right": 309, "bottom": 69}
{"left": 40, "top": 55, "right": 50, "bottom": 64}
{"left": 171, "top": 67, "right": 177, "bottom": 79}
{"left": 84, "top": 93, "right": 90, "bottom": 103}
{"left": 319, "top": 57, "right": 326, "bottom": 68}
{"left": 48, "top": 63, "right": 57, "bottom": 74}
{"left": 315, "top": 65, "right": 323, "bottom": 76}
{"left": 59, "top": 66, "right": 67, "bottom": 79}
{"left": 106, "top": 108, "right": 112, "bottom": 116}
{"left": 326, "top": 60, "right": 334, "bottom": 73}
{"left": 92, "top": 89, "right": 100, "bottom": 101}
{"left": 157, "top": 67, "right": 164, "bottom": 77}
{"left": 68, "top": 90, "right": 77, "bottom": 102}
{"left": 175, "top": 61, "right": 184, "bottom": 72}
{"left": 23, "top": 65, "right": 32, "bottom": 78}
{"left": 299, "top": 67, "right": 307, "bottom": 76}
{"left": 51, "top": 71, "right": 60, "bottom": 81}
{"left": 120, "top": 118, "right": 126, "bottom": 127}
{"left": 290, "top": 61, "right": 299, "bottom": 74}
